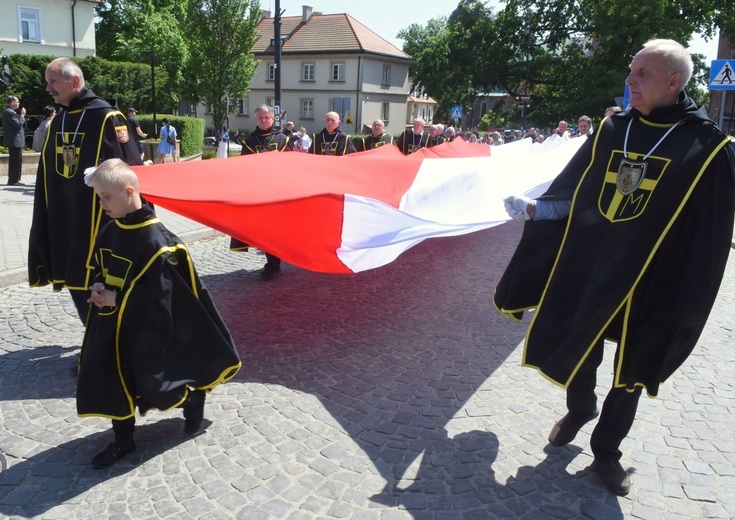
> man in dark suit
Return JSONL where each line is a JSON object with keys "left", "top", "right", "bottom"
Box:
{"left": 2, "top": 95, "right": 26, "bottom": 186}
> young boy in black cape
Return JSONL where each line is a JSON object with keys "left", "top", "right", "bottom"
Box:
{"left": 79, "top": 159, "right": 242, "bottom": 469}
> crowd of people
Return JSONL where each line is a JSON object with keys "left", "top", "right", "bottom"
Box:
{"left": 216, "top": 108, "right": 620, "bottom": 162}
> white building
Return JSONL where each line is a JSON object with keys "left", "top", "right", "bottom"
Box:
{"left": 207, "top": 6, "right": 412, "bottom": 137}
{"left": 0, "top": 0, "right": 98, "bottom": 58}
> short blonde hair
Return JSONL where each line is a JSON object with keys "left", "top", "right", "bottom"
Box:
{"left": 85, "top": 158, "right": 139, "bottom": 191}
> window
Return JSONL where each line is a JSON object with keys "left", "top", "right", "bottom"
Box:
{"left": 267, "top": 63, "right": 276, "bottom": 81}
{"left": 330, "top": 62, "right": 344, "bottom": 82}
{"left": 382, "top": 65, "right": 391, "bottom": 86}
{"left": 237, "top": 97, "right": 249, "bottom": 116}
{"left": 331, "top": 97, "right": 350, "bottom": 122}
{"left": 301, "top": 99, "right": 314, "bottom": 119}
{"left": 19, "top": 6, "right": 41, "bottom": 43}
{"left": 302, "top": 62, "right": 314, "bottom": 82}
{"left": 381, "top": 102, "right": 390, "bottom": 122}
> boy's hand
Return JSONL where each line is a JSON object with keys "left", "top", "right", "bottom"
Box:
{"left": 87, "top": 283, "right": 117, "bottom": 308}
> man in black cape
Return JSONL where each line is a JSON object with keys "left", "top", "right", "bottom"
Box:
{"left": 495, "top": 39, "right": 735, "bottom": 495}
{"left": 28, "top": 57, "right": 142, "bottom": 322}
{"left": 232, "top": 104, "right": 292, "bottom": 280}
{"left": 355, "top": 119, "right": 393, "bottom": 151}
{"left": 395, "top": 118, "right": 429, "bottom": 154}
{"left": 309, "top": 111, "right": 356, "bottom": 155}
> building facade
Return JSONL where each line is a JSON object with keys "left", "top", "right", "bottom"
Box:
{"left": 0, "top": 0, "right": 98, "bottom": 58}
{"left": 202, "top": 6, "right": 412, "bottom": 137}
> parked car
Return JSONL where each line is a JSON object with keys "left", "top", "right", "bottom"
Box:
{"left": 203, "top": 136, "right": 242, "bottom": 154}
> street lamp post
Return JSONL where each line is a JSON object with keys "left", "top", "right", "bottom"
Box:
{"left": 273, "top": 0, "right": 283, "bottom": 130}
{"left": 150, "top": 53, "right": 158, "bottom": 135}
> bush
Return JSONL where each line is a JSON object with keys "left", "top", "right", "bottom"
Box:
{"left": 138, "top": 115, "right": 205, "bottom": 158}
{"left": 3, "top": 54, "right": 176, "bottom": 116}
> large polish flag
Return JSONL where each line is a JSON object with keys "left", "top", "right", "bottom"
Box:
{"left": 134, "top": 137, "right": 584, "bottom": 274}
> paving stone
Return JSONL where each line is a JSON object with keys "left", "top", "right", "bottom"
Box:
{"left": 0, "top": 194, "right": 734, "bottom": 519}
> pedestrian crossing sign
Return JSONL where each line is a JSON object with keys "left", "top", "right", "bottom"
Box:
{"left": 709, "top": 60, "right": 735, "bottom": 90}
{"left": 451, "top": 106, "right": 463, "bottom": 119}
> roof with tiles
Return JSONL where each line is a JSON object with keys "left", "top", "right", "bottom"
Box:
{"left": 252, "top": 13, "right": 410, "bottom": 60}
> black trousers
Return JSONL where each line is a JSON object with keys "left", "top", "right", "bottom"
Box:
{"left": 7, "top": 147, "right": 22, "bottom": 184}
{"left": 112, "top": 417, "right": 136, "bottom": 445}
{"left": 264, "top": 252, "right": 281, "bottom": 272}
{"left": 566, "top": 339, "right": 643, "bottom": 463}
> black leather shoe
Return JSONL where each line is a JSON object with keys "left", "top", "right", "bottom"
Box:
{"left": 259, "top": 266, "right": 280, "bottom": 281}
{"left": 92, "top": 441, "right": 136, "bottom": 469}
{"left": 183, "top": 389, "right": 206, "bottom": 434}
{"left": 593, "top": 458, "right": 630, "bottom": 495}
{"left": 548, "top": 410, "right": 599, "bottom": 446}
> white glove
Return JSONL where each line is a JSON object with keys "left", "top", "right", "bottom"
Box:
{"left": 503, "top": 195, "right": 532, "bottom": 220}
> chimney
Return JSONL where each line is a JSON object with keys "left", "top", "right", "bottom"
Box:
{"left": 302, "top": 5, "right": 312, "bottom": 23}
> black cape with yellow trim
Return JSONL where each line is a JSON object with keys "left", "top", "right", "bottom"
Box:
{"left": 395, "top": 129, "right": 429, "bottom": 155}
{"left": 77, "top": 204, "right": 241, "bottom": 419}
{"left": 28, "top": 87, "right": 143, "bottom": 292}
{"left": 309, "top": 128, "right": 357, "bottom": 155}
{"left": 494, "top": 93, "right": 735, "bottom": 396}
{"left": 229, "top": 126, "right": 291, "bottom": 251}
{"left": 241, "top": 125, "right": 290, "bottom": 155}
{"left": 355, "top": 133, "right": 393, "bottom": 152}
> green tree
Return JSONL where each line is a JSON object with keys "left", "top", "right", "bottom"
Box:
{"left": 399, "top": 1, "right": 500, "bottom": 114}
{"left": 96, "top": 0, "right": 189, "bottom": 116}
{"left": 184, "top": 0, "right": 261, "bottom": 131}
{"left": 400, "top": 0, "right": 735, "bottom": 128}
{"left": 3, "top": 54, "right": 162, "bottom": 118}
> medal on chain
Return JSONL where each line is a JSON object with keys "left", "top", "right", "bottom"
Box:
{"left": 617, "top": 118, "right": 680, "bottom": 195}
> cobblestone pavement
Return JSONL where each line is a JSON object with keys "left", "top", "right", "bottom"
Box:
{"left": 0, "top": 179, "right": 734, "bottom": 519}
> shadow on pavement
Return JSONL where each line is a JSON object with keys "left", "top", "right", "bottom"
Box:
{"left": 0, "top": 418, "right": 201, "bottom": 518}
{"left": 203, "top": 224, "right": 624, "bottom": 517}
{"left": 0, "top": 344, "right": 78, "bottom": 401}
{"left": 0, "top": 222, "right": 624, "bottom": 517}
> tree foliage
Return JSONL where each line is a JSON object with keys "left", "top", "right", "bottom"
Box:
{"left": 96, "top": 0, "right": 190, "bottom": 116}
{"left": 2, "top": 54, "right": 163, "bottom": 117}
{"left": 95, "top": 0, "right": 261, "bottom": 129}
{"left": 400, "top": 0, "right": 735, "bottom": 128}
{"left": 183, "top": 0, "right": 261, "bottom": 130}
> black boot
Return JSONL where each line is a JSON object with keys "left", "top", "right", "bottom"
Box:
{"left": 92, "top": 418, "right": 136, "bottom": 469}
{"left": 183, "top": 389, "right": 206, "bottom": 435}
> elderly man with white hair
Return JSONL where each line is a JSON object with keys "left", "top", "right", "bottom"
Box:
{"left": 395, "top": 117, "right": 429, "bottom": 154}
{"left": 496, "top": 39, "right": 735, "bottom": 496}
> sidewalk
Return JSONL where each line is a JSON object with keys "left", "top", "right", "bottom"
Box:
{"left": 0, "top": 177, "right": 218, "bottom": 287}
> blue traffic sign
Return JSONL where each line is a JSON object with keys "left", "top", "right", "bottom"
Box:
{"left": 709, "top": 60, "right": 735, "bottom": 90}
{"left": 451, "top": 106, "right": 463, "bottom": 119}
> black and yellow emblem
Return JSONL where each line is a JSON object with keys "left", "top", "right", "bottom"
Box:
{"left": 321, "top": 142, "right": 337, "bottom": 155}
{"left": 55, "top": 131, "right": 84, "bottom": 178}
{"left": 599, "top": 151, "right": 670, "bottom": 222}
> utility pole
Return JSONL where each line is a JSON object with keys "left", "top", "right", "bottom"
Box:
{"left": 273, "top": 0, "right": 283, "bottom": 130}
{"left": 150, "top": 53, "right": 158, "bottom": 134}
